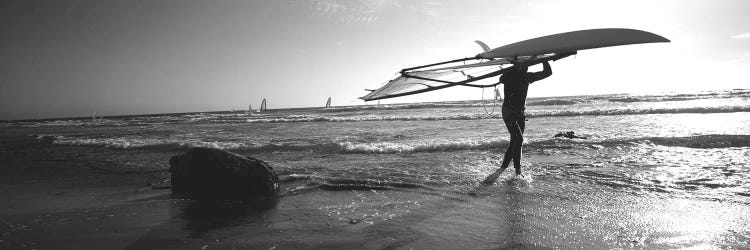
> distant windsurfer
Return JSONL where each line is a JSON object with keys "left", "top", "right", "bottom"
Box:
{"left": 497, "top": 61, "right": 552, "bottom": 177}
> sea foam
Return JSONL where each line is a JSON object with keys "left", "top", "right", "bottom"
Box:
{"left": 40, "top": 133, "right": 750, "bottom": 154}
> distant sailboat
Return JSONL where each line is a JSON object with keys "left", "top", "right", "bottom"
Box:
{"left": 494, "top": 88, "right": 502, "bottom": 101}
{"left": 325, "top": 97, "right": 332, "bottom": 108}
{"left": 260, "top": 98, "right": 267, "bottom": 111}
{"left": 248, "top": 104, "right": 253, "bottom": 111}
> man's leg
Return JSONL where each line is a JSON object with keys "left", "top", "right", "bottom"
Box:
{"left": 507, "top": 119, "right": 524, "bottom": 175}
{"left": 500, "top": 142, "right": 514, "bottom": 170}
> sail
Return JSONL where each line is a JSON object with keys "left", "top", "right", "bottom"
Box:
{"left": 360, "top": 58, "right": 506, "bottom": 101}
{"left": 360, "top": 54, "right": 560, "bottom": 101}
{"left": 260, "top": 99, "right": 267, "bottom": 111}
{"left": 325, "top": 97, "right": 331, "bottom": 108}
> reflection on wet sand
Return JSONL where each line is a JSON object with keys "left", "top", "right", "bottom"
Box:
{"left": 124, "top": 196, "right": 278, "bottom": 249}
{"left": 177, "top": 197, "right": 279, "bottom": 238}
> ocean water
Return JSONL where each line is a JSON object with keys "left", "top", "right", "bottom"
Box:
{"left": 6, "top": 89, "right": 750, "bottom": 198}
{"left": 3, "top": 89, "right": 750, "bottom": 247}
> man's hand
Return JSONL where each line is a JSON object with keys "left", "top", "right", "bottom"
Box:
{"left": 552, "top": 51, "right": 577, "bottom": 61}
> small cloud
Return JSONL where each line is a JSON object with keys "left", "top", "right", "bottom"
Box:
{"left": 302, "top": 0, "right": 393, "bottom": 24}
{"left": 731, "top": 32, "right": 750, "bottom": 39}
{"left": 313, "top": 1, "right": 346, "bottom": 14}
{"left": 298, "top": 0, "right": 437, "bottom": 24}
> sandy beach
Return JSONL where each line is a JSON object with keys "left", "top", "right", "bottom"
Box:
{"left": 2, "top": 143, "right": 749, "bottom": 249}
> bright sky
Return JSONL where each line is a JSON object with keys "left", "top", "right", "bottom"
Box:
{"left": 1, "top": 0, "right": 749, "bottom": 120}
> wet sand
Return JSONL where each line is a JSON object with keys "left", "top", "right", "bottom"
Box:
{"left": 2, "top": 158, "right": 749, "bottom": 249}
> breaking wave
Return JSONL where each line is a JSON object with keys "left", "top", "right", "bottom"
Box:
{"left": 16, "top": 119, "right": 132, "bottom": 127}
{"left": 244, "top": 106, "right": 750, "bottom": 123}
{"left": 644, "top": 135, "right": 750, "bottom": 148}
{"left": 337, "top": 139, "right": 506, "bottom": 153}
{"left": 528, "top": 106, "right": 750, "bottom": 118}
{"left": 606, "top": 89, "right": 750, "bottom": 103}
{"left": 538, "top": 134, "right": 750, "bottom": 149}
{"left": 40, "top": 134, "right": 750, "bottom": 155}
{"left": 46, "top": 135, "right": 339, "bottom": 152}
{"left": 526, "top": 99, "right": 582, "bottom": 106}
{"left": 16, "top": 105, "right": 750, "bottom": 126}
{"left": 246, "top": 114, "right": 493, "bottom": 123}
{"left": 44, "top": 134, "right": 508, "bottom": 154}
{"left": 279, "top": 175, "right": 432, "bottom": 193}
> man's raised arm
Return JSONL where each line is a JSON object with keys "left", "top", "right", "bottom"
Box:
{"left": 528, "top": 61, "right": 552, "bottom": 83}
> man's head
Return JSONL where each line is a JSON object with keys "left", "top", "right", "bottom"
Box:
{"left": 511, "top": 63, "right": 528, "bottom": 73}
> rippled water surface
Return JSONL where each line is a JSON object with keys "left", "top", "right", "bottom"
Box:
{"left": 4, "top": 90, "right": 748, "bottom": 200}
{"left": 3, "top": 89, "right": 750, "bottom": 248}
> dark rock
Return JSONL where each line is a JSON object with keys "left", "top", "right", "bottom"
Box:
{"left": 169, "top": 147, "right": 279, "bottom": 198}
{"left": 554, "top": 131, "right": 587, "bottom": 139}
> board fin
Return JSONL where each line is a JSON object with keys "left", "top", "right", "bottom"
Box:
{"left": 475, "top": 40, "right": 491, "bottom": 52}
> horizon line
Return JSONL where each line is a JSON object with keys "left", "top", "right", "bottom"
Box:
{"left": 4, "top": 88, "right": 747, "bottom": 122}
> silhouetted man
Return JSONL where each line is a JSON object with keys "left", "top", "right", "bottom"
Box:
{"left": 498, "top": 61, "right": 552, "bottom": 176}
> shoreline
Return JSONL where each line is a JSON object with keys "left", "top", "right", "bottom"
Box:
{"left": 2, "top": 158, "right": 749, "bottom": 249}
